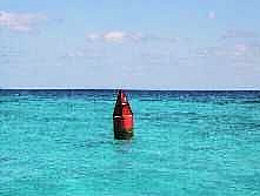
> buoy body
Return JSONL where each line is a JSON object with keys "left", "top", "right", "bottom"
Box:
{"left": 113, "top": 90, "right": 134, "bottom": 139}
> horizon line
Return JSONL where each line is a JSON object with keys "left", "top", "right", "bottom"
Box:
{"left": 0, "top": 87, "right": 259, "bottom": 91}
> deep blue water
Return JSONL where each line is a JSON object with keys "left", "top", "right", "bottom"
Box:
{"left": 0, "top": 90, "right": 260, "bottom": 196}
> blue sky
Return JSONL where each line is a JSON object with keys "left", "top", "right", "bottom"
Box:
{"left": 0, "top": 0, "right": 259, "bottom": 89}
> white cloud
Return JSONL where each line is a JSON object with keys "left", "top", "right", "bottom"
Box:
{"left": 103, "top": 31, "right": 144, "bottom": 43}
{"left": 194, "top": 41, "right": 260, "bottom": 69}
{"left": 103, "top": 31, "right": 126, "bottom": 42}
{"left": 234, "top": 44, "right": 248, "bottom": 55}
{"left": 195, "top": 44, "right": 249, "bottom": 58}
{"left": 86, "top": 31, "right": 143, "bottom": 43}
{"left": 0, "top": 11, "right": 46, "bottom": 32}
{"left": 85, "top": 31, "right": 181, "bottom": 44}
{"left": 207, "top": 11, "right": 216, "bottom": 20}
{"left": 221, "top": 30, "right": 258, "bottom": 40}
{"left": 86, "top": 33, "right": 100, "bottom": 41}
{"left": 195, "top": 30, "right": 259, "bottom": 58}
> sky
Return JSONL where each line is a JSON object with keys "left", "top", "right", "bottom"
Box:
{"left": 0, "top": 0, "right": 260, "bottom": 89}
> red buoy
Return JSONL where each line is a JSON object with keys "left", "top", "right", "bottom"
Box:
{"left": 113, "top": 90, "right": 134, "bottom": 139}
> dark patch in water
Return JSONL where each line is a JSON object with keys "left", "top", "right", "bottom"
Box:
{"left": 0, "top": 156, "right": 16, "bottom": 163}
{"left": 242, "top": 100, "right": 260, "bottom": 104}
{"left": 84, "top": 139, "right": 111, "bottom": 149}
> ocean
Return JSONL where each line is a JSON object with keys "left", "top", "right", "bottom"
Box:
{"left": 0, "top": 90, "right": 259, "bottom": 196}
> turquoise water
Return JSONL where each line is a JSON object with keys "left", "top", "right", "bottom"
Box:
{"left": 0, "top": 90, "right": 259, "bottom": 196}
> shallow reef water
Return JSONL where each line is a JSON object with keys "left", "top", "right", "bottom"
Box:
{"left": 0, "top": 90, "right": 259, "bottom": 196}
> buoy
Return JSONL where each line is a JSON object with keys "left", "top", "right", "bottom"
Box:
{"left": 113, "top": 90, "right": 134, "bottom": 139}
